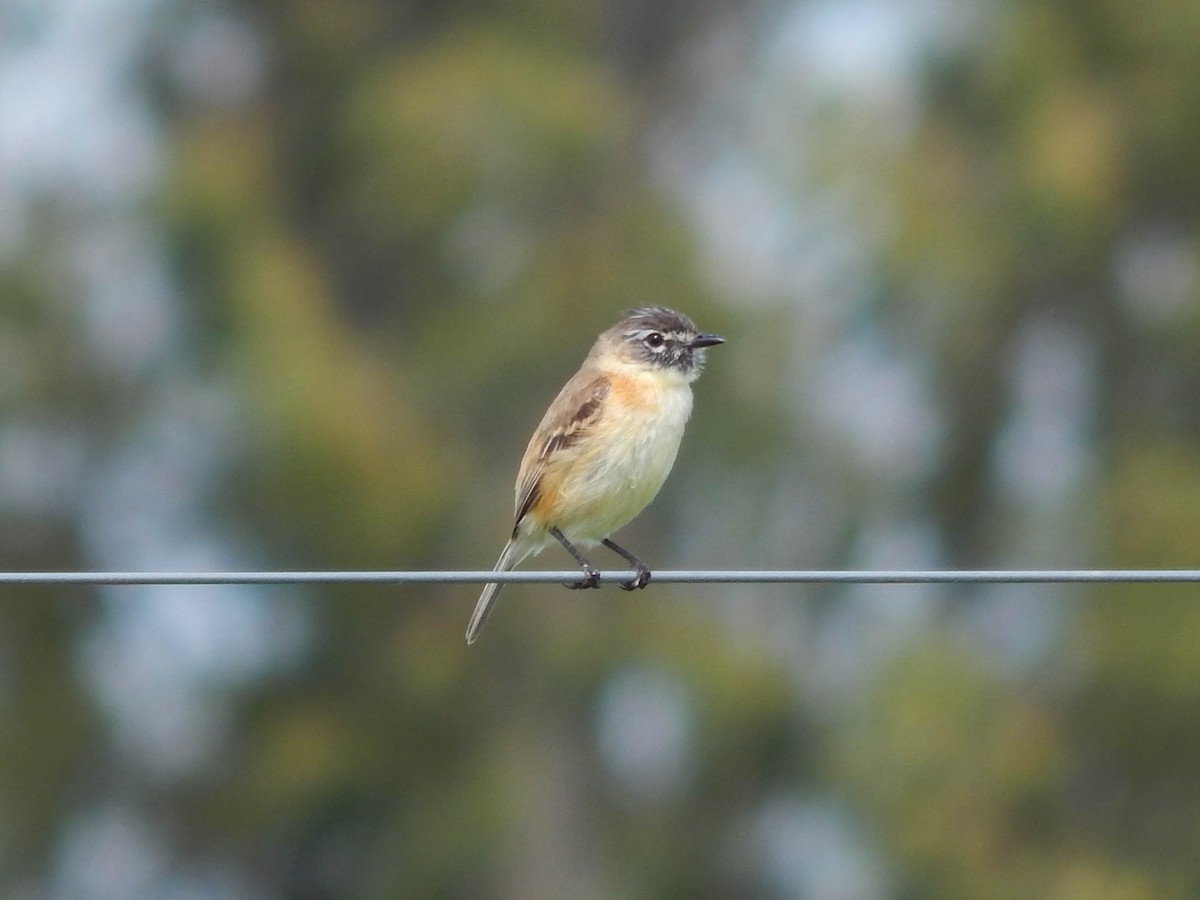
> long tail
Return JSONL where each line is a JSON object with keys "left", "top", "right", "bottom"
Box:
{"left": 466, "top": 540, "right": 517, "bottom": 645}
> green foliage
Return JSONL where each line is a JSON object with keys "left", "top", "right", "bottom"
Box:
{"left": 7, "top": 0, "right": 1200, "bottom": 896}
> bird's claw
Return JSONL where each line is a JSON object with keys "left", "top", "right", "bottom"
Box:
{"left": 566, "top": 565, "right": 602, "bottom": 590}
{"left": 620, "top": 566, "right": 652, "bottom": 591}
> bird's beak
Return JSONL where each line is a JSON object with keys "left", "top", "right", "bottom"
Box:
{"left": 689, "top": 333, "right": 725, "bottom": 349}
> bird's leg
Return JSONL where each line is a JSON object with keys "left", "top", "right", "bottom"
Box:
{"left": 550, "top": 527, "right": 601, "bottom": 589}
{"left": 602, "top": 538, "right": 652, "bottom": 591}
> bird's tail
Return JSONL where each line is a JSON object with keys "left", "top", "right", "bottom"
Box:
{"left": 466, "top": 540, "right": 518, "bottom": 645}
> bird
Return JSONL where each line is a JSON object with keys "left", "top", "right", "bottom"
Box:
{"left": 465, "top": 306, "right": 724, "bottom": 644}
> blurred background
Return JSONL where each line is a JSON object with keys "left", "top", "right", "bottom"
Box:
{"left": 3, "top": 0, "right": 1200, "bottom": 897}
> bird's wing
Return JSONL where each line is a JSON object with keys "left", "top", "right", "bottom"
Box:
{"left": 513, "top": 373, "right": 611, "bottom": 527}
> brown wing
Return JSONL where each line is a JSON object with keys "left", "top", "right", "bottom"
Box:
{"left": 513, "top": 373, "right": 611, "bottom": 527}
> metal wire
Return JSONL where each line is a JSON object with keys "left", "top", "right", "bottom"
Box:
{"left": 0, "top": 569, "right": 1198, "bottom": 585}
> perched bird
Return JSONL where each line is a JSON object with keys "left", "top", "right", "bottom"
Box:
{"left": 466, "top": 306, "right": 724, "bottom": 644}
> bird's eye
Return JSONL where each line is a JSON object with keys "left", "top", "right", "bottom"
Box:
{"left": 644, "top": 332, "right": 665, "bottom": 349}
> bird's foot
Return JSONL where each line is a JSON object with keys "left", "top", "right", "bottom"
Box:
{"left": 566, "top": 564, "right": 602, "bottom": 590}
{"left": 620, "top": 564, "right": 652, "bottom": 591}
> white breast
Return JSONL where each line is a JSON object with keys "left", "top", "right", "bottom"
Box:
{"left": 557, "top": 373, "right": 694, "bottom": 545}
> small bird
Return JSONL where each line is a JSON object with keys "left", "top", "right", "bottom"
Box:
{"left": 466, "top": 306, "right": 724, "bottom": 644}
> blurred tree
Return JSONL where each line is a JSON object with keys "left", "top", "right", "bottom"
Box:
{"left": 5, "top": 0, "right": 1200, "bottom": 897}
{"left": 148, "top": 1, "right": 768, "bottom": 898}
{"left": 825, "top": 1, "right": 1200, "bottom": 897}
